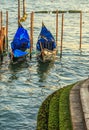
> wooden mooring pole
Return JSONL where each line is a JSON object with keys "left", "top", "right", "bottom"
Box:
{"left": 60, "top": 13, "right": 64, "bottom": 58}
{"left": 23, "top": 0, "right": 26, "bottom": 15}
{"left": 0, "top": 11, "right": 2, "bottom": 32}
{"left": 0, "top": 11, "right": 3, "bottom": 62}
{"left": 30, "top": 12, "right": 34, "bottom": 59}
{"left": 80, "top": 11, "right": 82, "bottom": 50}
{"left": 18, "top": 0, "right": 20, "bottom": 26}
{"left": 0, "top": 11, "right": 8, "bottom": 59}
{"left": 6, "top": 11, "right": 8, "bottom": 50}
{"left": 0, "top": 11, "right": 3, "bottom": 51}
{"left": 56, "top": 10, "right": 58, "bottom": 46}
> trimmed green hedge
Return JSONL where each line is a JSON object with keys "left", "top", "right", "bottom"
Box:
{"left": 37, "top": 84, "right": 75, "bottom": 130}
{"left": 36, "top": 91, "right": 57, "bottom": 130}
{"left": 59, "top": 85, "right": 73, "bottom": 130}
{"left": 48, "top": 90, "right": 63, "bottom": 130}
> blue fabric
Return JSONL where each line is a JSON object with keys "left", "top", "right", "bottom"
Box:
{"left": 39, "top": 25, "right": 55, "bottom": 41}
{"left": 11, "top": 26, "right": 30, "bottom": 57}
{"left": 36, "top": 25, "right": 56, "bottom": 51}
{"left": 13, "top": 49, "right": 28, "bottom": 57}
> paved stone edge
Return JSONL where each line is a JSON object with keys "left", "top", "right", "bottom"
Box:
{"left": 69, "top": 80, "right": 87, "bottom": 130}
{"left": 80, "top": 78, "right": 89, "bottom": 130}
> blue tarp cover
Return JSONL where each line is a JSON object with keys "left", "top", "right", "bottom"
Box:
{"left": 11, "top": 26, "right": 30, "bottom": 57}
{"left": 13, "top": 49, "right": 28, "bottom": 57}
{"left": 36, "top": 24, "right": 56, "bottom": 51}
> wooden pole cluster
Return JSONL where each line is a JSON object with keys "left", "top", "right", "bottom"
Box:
{"left": 30, "top": 12, "right": 34, "bottom": 58}
{"left": 55, "top": 11, "right": 83, "bottom": 58}
{"left": 18, "top": 0, "right": 26, "bottom": 26}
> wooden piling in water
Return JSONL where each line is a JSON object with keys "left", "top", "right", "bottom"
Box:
{"left": 56, "top": 10, "right": 58, "bottom": 46}
{"left": 6, "top": 11, "right": 8, "bottom": 50}
{"left": 0, "top": 11, "right": 8, "bottom": 55}
{"left": 30, "top": 12, "right": 34, "bottom": 58}
{"left": 23, "top": 0, "right": 26, "bottom": 15}
{"left": 0, "top": 11, "right": 3, "bottom": 61}
{"left": 0, "top": 11, "right": 3, "bottom": 53}
{"left": 80, "top": 11, "right": 82, "bottom": 50}
{"left": 60, "top": 13, "right": 64, "bottom": 58}
{"left": 0, "top": 11, "right": 2, "bottom": 32}
{"left": 2, "top": 27, "right": 6, "bottom": 52}
{"left": 18, "top": 0, "right": 20, "bottom": 26}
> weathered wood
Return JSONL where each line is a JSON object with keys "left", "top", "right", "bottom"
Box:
{"left": 80, "top": 11, "right": 82, "bottom": 50}
{"left": 0, "top": 11, "right": 2, "bottom": 32}
{"left": 6, "top": 11, "right": 8, "bottom": 50}
{"left": 60, "top": 13, "right": 64, "bottom": 58}
{"left": 2, "top": 27, "right": 6, "bottom": 51}
{"left": 30, "top": 12, "right": 34, "bottom": 58}
{"left": 0, "top": 11, "right": 8, "bottom": 54}
{"left": 56, "top": 10, "right": 58, "bottom": 46}
{"left": 0, "top": 11, "right": 3, "bottom": 53}
{"left": 23, "top": 0, "right": 26, "bottom": 16}
{"left": 18, "top": 0, "right": 20, "bottom": 26}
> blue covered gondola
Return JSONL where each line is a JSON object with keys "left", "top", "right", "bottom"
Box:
{"left": 36, "top": 23, "right": 57, "bottom": 62}
{"left": 10, "top": 25, "right": 30, "bottom": 62}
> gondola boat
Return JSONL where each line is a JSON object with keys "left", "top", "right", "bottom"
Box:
{"left": 9, "top": 25, "right": 30, "bottom": 63}
{"left": 36, "top": 23, "right": 57, "bottom": 62}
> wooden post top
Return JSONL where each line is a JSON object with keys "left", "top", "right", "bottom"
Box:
{"left": 2, "top": 26, "right": 6, "bottom": 36}
{"left": 0, "top": 26, "right": 6, "bottom": 36}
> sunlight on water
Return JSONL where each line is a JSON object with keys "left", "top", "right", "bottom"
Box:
{"left": 1, "top": 0, "right": 89, "bottom": 130}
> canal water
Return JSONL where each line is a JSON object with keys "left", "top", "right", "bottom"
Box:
{"left": 0, "top": 0, "right": 89, "bottom": 130}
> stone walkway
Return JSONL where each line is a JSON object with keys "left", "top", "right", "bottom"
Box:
{"left": 69, "top": 79, "right": 89, "bottom": 130}
{"left": 80, "top": 79, "right": 89, "bottom": 130}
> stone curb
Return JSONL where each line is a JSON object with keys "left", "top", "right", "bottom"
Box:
{"left": 80, "top": 78, "right": 89, "bottom": 130}
{"left": 70, "top": 80, "right": 87, "bottom": 130}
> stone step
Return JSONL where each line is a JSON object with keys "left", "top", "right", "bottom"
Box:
{"left": 80, "top": 78, "right": 89, "bottom": 130}
{"left": 70, "top": 80, "right": 87, "bottom": 130}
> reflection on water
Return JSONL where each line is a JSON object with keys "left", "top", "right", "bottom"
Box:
{"left": 8, "top": 60, "right": 29, "bottom": 72}
{"left": 1, "top": 0, "right": 89, "bottom": 129}
{"left": 37, "top": 60, "right": 54, "bottom": 83}
{"left": 1, "top": 48, "right": 89, "bottom": 130}
{"left": 8, "top": 59, "right": 30, "bottom": 82}
{"left": 0, "top": 48, "right": 89, "bottom": 130}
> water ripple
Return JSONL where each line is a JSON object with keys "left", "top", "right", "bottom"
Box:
{"left": 1, "top": 1, "right": 89, "bottom": 130}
